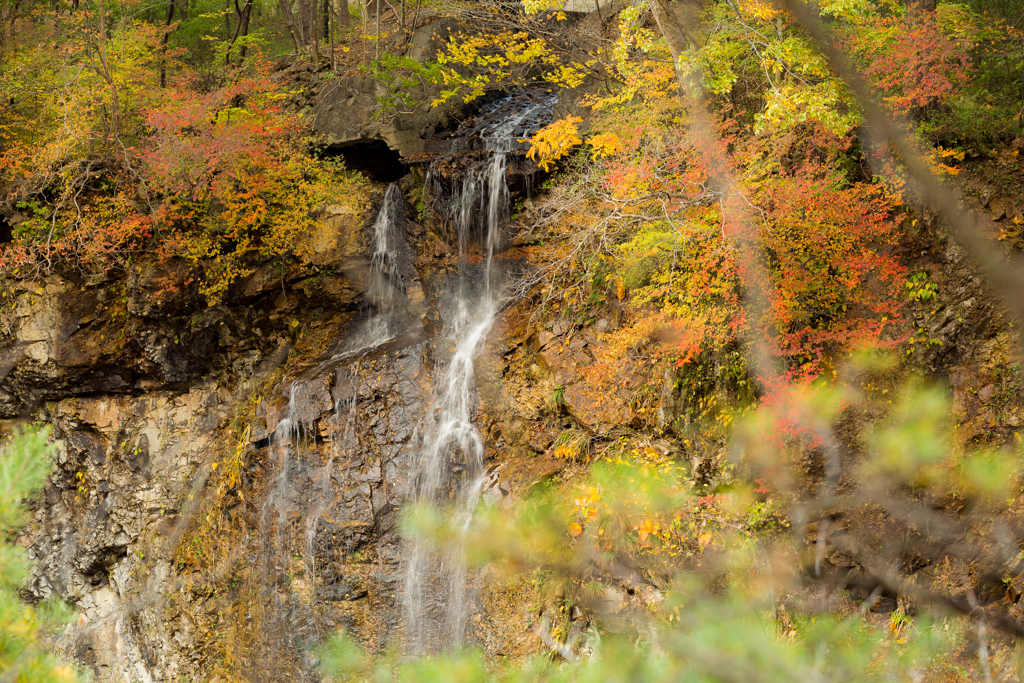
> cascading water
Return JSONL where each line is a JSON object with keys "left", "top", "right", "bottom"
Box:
{"left": 354, "top": 183, "right": 408, "bottom": 351}
{"left": 256, "top": 385, "right": 310, "bottom": 673}
{"left": 403, "top": 92, "right": 556, "bottom": 654}
{"left": 253, "top": 182, "right": 415, "bottom": 676}
{"left": 248, "top": 93, "right": 555, "bottom": 673}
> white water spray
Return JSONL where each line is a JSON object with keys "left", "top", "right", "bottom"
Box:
{"left": 403, "top": 93, "right": 554, "bottom": 654}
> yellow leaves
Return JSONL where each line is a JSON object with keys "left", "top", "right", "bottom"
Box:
{"left": 568, "top": 522, "right": 583, "bottom": 538}
{"left": 526, "top": 116, "right": 582, "bottom": 172}
{"left": 215, "top": 422, "right": 250, "bottom": 495}
{"left": 614, "top": 6, "right": 656, "bottom": 68}
{"left": 588, "top": 132, "right": 624, "bottom": 160}
{"left": 927, "top": 145, "right": 965, "bottom": 177}
{"left": 433, "top": 30, "right": 571, "bottom": 105}
{"left": 757, "top": 82, "right": 861, "bottom": 137}
{"left": 522, "top": 0, "right": 561, "bottom": 14}
{"left": 549, "top": 64, "right": 587, "bottom": 90}
{"left": 552, "top": 427, "right": 592, "bottom": 462}
{"left": 738, "top": 0, "right": 781, "bottom": 21}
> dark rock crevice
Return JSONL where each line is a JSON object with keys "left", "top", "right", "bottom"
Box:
{"left": 320, "top": 139, "right": 406, "bottom": 182}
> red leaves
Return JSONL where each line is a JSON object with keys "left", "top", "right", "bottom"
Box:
{"left": 846, "top": 10, "right": 974, "bottom": 115}
{"left": 138, "top": 65, "right": 301, "bottom": 200}
{"left": 753, "top": 161, "right": 906, "bottom": 378}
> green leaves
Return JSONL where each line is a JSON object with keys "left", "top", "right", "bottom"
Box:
{"left": 365, "top": 53, "right": 443, "bottom": 117}
{"left": 690, "top": 0, "right": 860, "bottom": 136}
{"left": 0, "top": 428, "right": 81, "bottom": 682}
{"left": 0, "top": 427, "right": 54, "bottom": 533}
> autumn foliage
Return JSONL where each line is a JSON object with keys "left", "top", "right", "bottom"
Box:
{"left": 0, "top": 6, "right": 359, "bottom": 301}
{"left": 518, "top": 0, "right": 960, "bottom": 423}
{"left": 843, "top": 5, "right": 976, "bottom": 116}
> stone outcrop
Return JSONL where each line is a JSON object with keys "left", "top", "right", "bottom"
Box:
{"left": 4, "top": 58, "right": 625, "bottom": 680}
{"left": 311, "top": 16, "right": 598, "bottom": 164}
{"left": 4, "top": 158, "right": 551, "bottom": 679}
{"left": 312, "top": 20, "right": 467, "bottom": 159}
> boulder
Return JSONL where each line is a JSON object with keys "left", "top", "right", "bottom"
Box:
{"left": 313, "top": 21, "right": 467, "bottom": 158}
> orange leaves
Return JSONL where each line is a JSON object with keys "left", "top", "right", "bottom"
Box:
{"left": 578, "top": 113, "right": 903, "bottom": 388}
{"left": 129, "top": 66, "right": 370, "bottom": 302}
{"left": 0, "top": 17, "right": 366, "bottom": 302}
{"left": 636, "top": 517, "right": 658, "bottom": 544}
{"left": 844, "top": 7, "right": 976, "bottom": 115}
{"left": 737, "top": 0, "right": 781, "bottom": 22}
{"left": 551, "top": 428, "right": 592, "bottom": 461}
{"left": 752, "top": 159, "right": 906, "bottom": 375}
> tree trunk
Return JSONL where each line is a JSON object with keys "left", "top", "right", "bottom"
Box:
{"left": 278, "top": 0, "right": 301, "bottom": 51}
{"left": 94, "top": 0, "right": 123, "bottom": 142}
{"left": 225, "top": 0, "right": 252, "bottom": 65}
{"left": 310, "top": 0, "right": 320, "bottom": 64}
{"left": 337, "top": 0, "right": 349, "bottom": 28}
{"left": 648, "top": 0, "right": 704, "bottom": 92}
{"left": 297, "top": 0, "right": 310, "bottom": 47}
{"left": 160, "top": 0, "right": 176, "bottom": 87}
{"left": 238, "top": 0, "right": 253, "bottom": 62}
{"left": 329, "top": 0, "right": 335, "bottom": 69}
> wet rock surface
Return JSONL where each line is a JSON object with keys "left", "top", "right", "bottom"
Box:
{"left": 4, "top": 110, "right": 554, "bottom": 678}
{"left": 1, "top": 190, "right": 410, "bottom": 681}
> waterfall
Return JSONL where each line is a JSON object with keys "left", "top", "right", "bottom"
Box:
{"left": 247, "top": 93, "right": 555, "bottom": 671}
{"left": 256, "top": 385, "right": 305, "bottom": 672}
{"left": 254, "top": 185, "right": 414, "bottom": 674}
{"left": 305, "top": 371, "right": 358, "bottom": 586}
{"left": 403, "top": 93, "right": 553, "bottom": 654}
{"left": 345, "top": 183, "right": 409, "bottom": 357}
{"left": 361, "top": 183, "right": 407, "bottom": 347}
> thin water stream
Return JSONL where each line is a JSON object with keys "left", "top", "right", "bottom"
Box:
{"left": 253, "top": 91, "right": 556, "bottom": 671}
{"left": 255, "top": 182, "right": 413, "bottom": 673}
{"left": 403, "top": 93, "right": 555, "bottom": 654}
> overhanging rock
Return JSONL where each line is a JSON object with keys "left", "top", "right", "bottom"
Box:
{"left": 312, "top": 20, "right": 467, "bottom": 159}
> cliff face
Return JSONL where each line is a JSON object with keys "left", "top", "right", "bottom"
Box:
{"left": 2, "top": 196, "right": 429, "bottom": 680}
{"left": 2, "top": 190, "right": 374, "bottom": 680}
